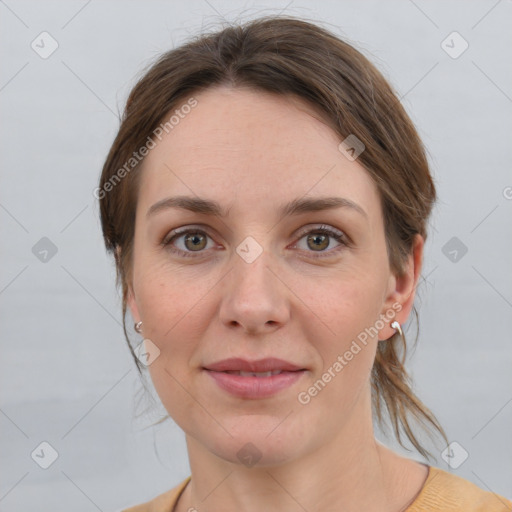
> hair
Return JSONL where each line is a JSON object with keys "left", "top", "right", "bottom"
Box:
{"left": 98, "top": 15, "right": 448, "bottom": 460}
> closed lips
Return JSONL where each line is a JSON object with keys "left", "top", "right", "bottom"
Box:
{"left": 203, "top": 357, "right": 306, "bottom": 374}
{"left": 222, "top": 370, "right": 285, "bottom": 377}
{"left": 204, "top": 358, "right": 307, "bottom": 398}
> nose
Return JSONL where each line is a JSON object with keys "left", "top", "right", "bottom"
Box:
{"left": 218, "top": 245, "right": 290, "bottom": 335}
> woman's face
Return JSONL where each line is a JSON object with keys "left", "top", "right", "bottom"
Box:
{"left": 127, "top": 86, "right": 418, "bottom": 466}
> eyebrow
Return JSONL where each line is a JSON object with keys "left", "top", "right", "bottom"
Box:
{"left": 146, "top": 195, "right": 368, "bottom": 220}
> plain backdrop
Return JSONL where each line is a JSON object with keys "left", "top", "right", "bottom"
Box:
{"left": 1, "top": 1, "right": 511, "bottom": 510}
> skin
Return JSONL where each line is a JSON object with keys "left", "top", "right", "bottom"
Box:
{"left": 126, "top": 86, "right": 429, "bottom": 511}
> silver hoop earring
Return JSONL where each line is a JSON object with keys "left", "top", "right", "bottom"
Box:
{"left": 134, "top": 321, "right": 143, "bottom": 333}
{"left": 391, "top": 320, "right": 403, "bottom": 338}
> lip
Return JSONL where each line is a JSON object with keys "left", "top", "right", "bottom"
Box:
{"left": 204, "top": 357, "right": 304, "bottom": 373}
{"left": 203, "top": 358, "right": 307, "bottom": 399}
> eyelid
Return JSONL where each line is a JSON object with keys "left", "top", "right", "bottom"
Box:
{"left": 290, "top": 224, "right": 350, "bottom": 257}
{"left": 161, "top": 224, "right": 212, "bottom": 246}
{"left": 294, "top": 223, "right": 345, "bottom": 241}
{"left": 162, "top": 223, "right": 350, "bottom": 258}
{"left": 161, "top": 225, "right": 219, "bottom": 258}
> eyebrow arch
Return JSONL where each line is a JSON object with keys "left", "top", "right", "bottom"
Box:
{"left": 146, "top": 195, "right": 368, "bottom": 220}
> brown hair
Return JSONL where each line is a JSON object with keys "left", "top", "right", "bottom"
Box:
{"left": 98, "top": 16, "right": 447, "bottom": 460}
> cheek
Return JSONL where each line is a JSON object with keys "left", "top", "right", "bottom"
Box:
{"left": 135, "top": 256, "right": 215, "bottom": 335}
{"left": 311, "top": 267, "right": 386, "bottom": 340}
{"left": 134, "top": 264, "right": 215, "bottom": 400}
{"left": 134, "top": 244, "right": 388, "bottom": 432}
{"left": 138, "top": 273, "right": 208, "bottom": 432}
{"left": 305, "top": 273, "right": 384, "bottom": 386}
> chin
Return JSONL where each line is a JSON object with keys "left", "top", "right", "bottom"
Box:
{"left": 214, "top": 438, "right": 303, "bottom": 468}
{"left": 200, "top": 416, "right": 308, "bottom": 468}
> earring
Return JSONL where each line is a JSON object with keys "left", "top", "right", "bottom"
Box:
{"left": 134, "top": 321, "right": 143, "bottom": 333}
{"left": 391, "top": 320, "right": 403, "bottom": 337}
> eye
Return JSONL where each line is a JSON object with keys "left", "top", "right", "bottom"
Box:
{"left": 162, "top": 224, "right": 349, "bottom": 259}
{"left": 293, "top": 225, "right": 348, "bottom": 258}
{"left": 162, "top": 227, "right": 215, "bottom": 257}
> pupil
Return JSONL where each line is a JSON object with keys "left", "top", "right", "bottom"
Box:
{"left": 309, "top": 234, "right": 328, "bottom": 251}
{"left": 186, "top": 233, "right": 205, "bottom": 250}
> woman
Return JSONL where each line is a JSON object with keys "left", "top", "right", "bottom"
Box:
{"left": 98, "top": 16, "right": 512, "bottom": 512}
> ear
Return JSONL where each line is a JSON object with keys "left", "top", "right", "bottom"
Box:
{"left": 378, "top": 234, "right": 424, "bottom": 340}
{"left": 126, "top": 283, "right": 141, "bottom": 325}
{"left": 116, "top": 245, "right": 141, "bottom": 325}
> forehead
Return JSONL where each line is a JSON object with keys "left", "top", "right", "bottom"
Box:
{"left": 136, "top": 86, "right": 381, "bottom": 220}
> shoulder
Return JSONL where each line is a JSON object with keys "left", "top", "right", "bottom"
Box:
{"left": 407, "top": 466, "right": 512, "bottom": 512}
{"left": 120, "top": 476, "right": 191, "bottom": 512}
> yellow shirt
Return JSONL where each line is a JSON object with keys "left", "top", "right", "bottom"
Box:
{"left": 122, "top": 466, "right": 512, "bottom": 511}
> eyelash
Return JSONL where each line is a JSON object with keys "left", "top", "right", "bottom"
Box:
{"left": 161, "top": 224, "right": 349, "bottom": 259}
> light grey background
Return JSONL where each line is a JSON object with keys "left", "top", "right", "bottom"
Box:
{"left": 1, "top": 1, "right": 511, "bottom": 510}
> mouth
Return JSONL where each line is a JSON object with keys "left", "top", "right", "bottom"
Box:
{"left": 221, "top": 370, "right": 285, "bottom": 377}
{"left": 203, "top": 357, "right": 305, "bottom": 373}
{"left": 203, "top": 358, "right": 307, "bottom": 399}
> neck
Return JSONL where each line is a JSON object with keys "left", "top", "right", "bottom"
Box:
{"left": 178, "top": 389, "right": 421, "bottom": 512}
